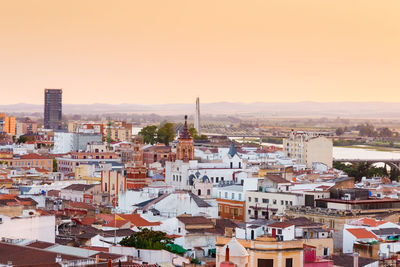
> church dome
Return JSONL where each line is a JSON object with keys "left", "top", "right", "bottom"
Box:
{"left": 201, "top": 175, "right": 210, "bottom": 183}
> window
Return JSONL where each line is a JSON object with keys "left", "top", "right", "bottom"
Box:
{"left": 285, "top": 201, "right": 288, "bottom": 205}
{"left": 273, "top": 199, "right": 277, "bottom": 204}
{"left": 285, "top": 258, "right": 293, "bottom": 267}
{"left": 281, "top": 200, "right": 284, "bottom": 205}
{"left": 263, "top": 198, "right": 269, "bottom": 203}
{"left": 238, "top": 193, "right": 241, "bottom": 200}
{"left": 179, "top": 176, "right": 182, "bottom": 182}
{"left": 225, "top": 192, "right": 228, "bottom": 198}
{"left": 255, "top": 198, "right": 258, "bottom": 203}
{"left": 178, "top": 227, "right": 181, "bottom": 233}
{"left": 219, "top": 192, "right": 222, "bottom": 198}
{"left": 211, "top": 177, "right": 214, "bottom": 183}
{"left": 225, "top": 206, "right": 229, "bottom": 213}
{"left": 207, "top": 189, "right": 211, "bottom": 195}
{"left": 278, "top": 229, "right": 282, "bottom": 234}
{"left": 290, "top": 201, "right": 293, "bottom": 205}
{"left": 248, "top": 209, "right": 251, "bottom": 215}
{"left": 257, "top": 259, "right": 273, "bottom": 267}
{"left": 323, "top": 247, "right": 329, "bottom": 256}
{"left": 231, "top": 193, "right": 235, "bottom": 199}
{"left": 216, "top": 177, "right": 219, "bottom": 183}
{"left": 173, "top": 175, "right": 175, "bottom": 181}
{"left": 218, "top": 205, "right": 222, "bottom": 211}
{"left": 248, "top": 197, "right": 252, "bottom": 202}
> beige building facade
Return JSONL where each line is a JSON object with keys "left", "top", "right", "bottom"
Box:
{"left": 283, "top": 130, "right": 333, "bottom": 168}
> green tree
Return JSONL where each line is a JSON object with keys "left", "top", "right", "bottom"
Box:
{"left": 189, "top": 127, "right": 208, "bottom": 141}
{"left": 52, "top": 159, "right": 58, "bottom": 172}
{"left": 157, "top": 123, "right": 175, "bottom": 145}
{"left": 119, "top": 228, "right": 174, "bottom": 250}
{"left": 358, "top": 123, "right": 375, "bottom": 137}
{"left": 189, "top": 127, "right": 198, "bottom": 138}
{"left": 17, "top": 136, "right": 28, "bottom": 144}
{"left": 335, "top": 127, "right": 344, "bottom": 136}
{"left": 139, "top": 125, "right": 158, "bottom": 145}
{"left": 378, "top": 127, "right": 393, "bottom": 138}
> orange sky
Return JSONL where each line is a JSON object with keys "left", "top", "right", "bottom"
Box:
{"left": 0, "top": 0, "right": 399, "bottom": 105}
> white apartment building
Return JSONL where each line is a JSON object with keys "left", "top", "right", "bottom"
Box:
{"left": 53, "top": 132, "right": 103, "bottom": 153}
{"left": 283, "top": 130, "right": 333, "bottom": 168}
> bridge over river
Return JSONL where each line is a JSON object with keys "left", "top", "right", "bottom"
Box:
{"left": 333, "top": 158, "right": 400, "bottom": 171}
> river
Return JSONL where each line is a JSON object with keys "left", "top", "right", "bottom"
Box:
{"left": 262, "top": 143, "right": 400, "bottom": 160}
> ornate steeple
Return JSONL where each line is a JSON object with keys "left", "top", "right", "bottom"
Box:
{"left": 176, "top": 115, "right": 194, "bottom": 162}
{"left": 179, "top": 115, "right": 192, "bottom": 139}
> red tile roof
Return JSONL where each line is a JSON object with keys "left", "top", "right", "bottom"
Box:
{"left": 268, "top": 222, "right": 294, "bottom": 229}
{"left": 103, "top": 219, "right": 130, "bottom": 228}
{"left": 117, "top": 214, "right": 161, "bottom": 227}
{"left": 20, "top": 153, "right": 51, "bottom": 159}
{"left": 358, "top": 218, "right": 387, "bottom": 227}
{"left": 347, "top": 228, "right": 377, "bottom": 239}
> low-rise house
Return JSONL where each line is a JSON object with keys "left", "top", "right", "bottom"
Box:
{"left": 60, "top": 183, "right": 101, "bottom": 204}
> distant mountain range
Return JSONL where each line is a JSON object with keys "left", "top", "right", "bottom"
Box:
{"left": 1, "top": 102, "right": 400, "bottom": 118}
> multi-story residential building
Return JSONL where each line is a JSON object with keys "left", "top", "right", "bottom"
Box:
{"left": 0, "top": 113, "right": 15, "bottom": 135}
{"left": 245, "top": 175, "right": 303, "bottom": 221}
{"left": 60, "top": 183, "right": 101, "bottom": 203}
{"left": 15, "top": 118, "right": 37, "bottom": 137}
{"left": 283, "top": 130, "right": 333, "bottom": 168}
{"left": 44, "top": 89, "right": 62, "bottom": 130}
{"left": 53, "top": 132, "right": 102, "bottom": 153}
{"left": 286, "top": 186, "right": 400, "bottom": 251}
{"left": 216, "top": 235, "right": 304, "bottom": 267}
{"left": 56, "top": 152, "right": 121, "bottom": 174}
{"left": 0, "top": 153, "right": 53, "bottom": 171}
{"left": 143, "top": 145, "right": 172, "bottom": 165}
{"left": 216, "top": 185, "right": 246, "bottom": 221}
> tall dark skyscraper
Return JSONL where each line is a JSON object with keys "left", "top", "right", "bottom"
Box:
{"left": 44, "top": 89, "right": 62, "bottom": 130}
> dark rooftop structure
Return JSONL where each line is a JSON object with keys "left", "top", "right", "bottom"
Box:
{"left": 371, "top": 228, "right": 400, "bottom": 236}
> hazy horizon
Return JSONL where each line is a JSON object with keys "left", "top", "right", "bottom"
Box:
{"left": 1, "top": 0, "right": 400, "bottom": 105}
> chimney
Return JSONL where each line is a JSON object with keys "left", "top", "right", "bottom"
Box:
{"left": 225, "top": 245, "right": 230, "bottom": 262}
{"left": 353, "top": 252, "right": 359, "bottom": 267}
{"left": 55, "top": 254, "right": 62, "bottom": 263}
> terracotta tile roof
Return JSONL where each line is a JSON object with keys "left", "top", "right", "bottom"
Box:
{"left": 177, "top": 216, "right": 213, "bottom": 225}
{"left": 66, "top": 202, "right": 96, "bottom": 210}
{"left": 358, "top": 218, "right": 387, "bottom": 227}
{"left": 103, "top": 219, "right": 130, "bottom": 228}
{"left": 62, "top": 184, "right": 96, "bottom": 191}
{"left": 78, "top": 217, "right": 97, "bottom": 225}
{"left": 47, "top": 189, "right": 60, "bottom": 197}
{"left": 117, "top": 214, "right": 161, "bottom": 227}
{"left": 0, "top": 242, "right": 85, "bottom": 266}
{"left": 265, "top": 175, "right": 290, "bottom": 184}
{"left": 96, "top": 213, "right": 115, "bottom": 222}
{"left": 20, "top": 153, "right": 51, "bottom": 159}
{"left": 26, "top": 241, "right": 55, "bottom": 249}
{"left": 347, "top": 228, "right": 377, "bottom": 239}
{"left": 268, "top": 221, "right": 294, "bottom": 229}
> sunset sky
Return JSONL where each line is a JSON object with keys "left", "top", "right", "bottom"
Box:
{"left": 0, "top": 0, "right": 399, "bottom": 105}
